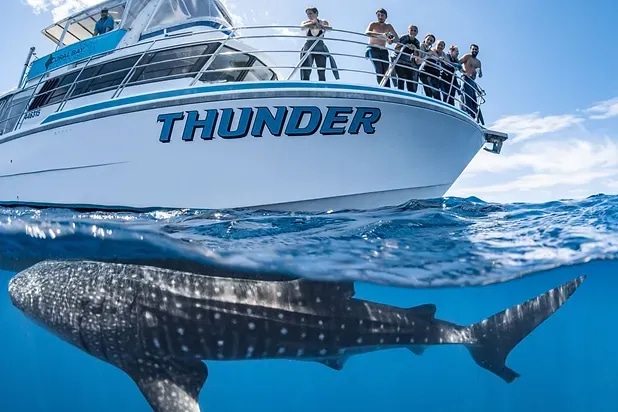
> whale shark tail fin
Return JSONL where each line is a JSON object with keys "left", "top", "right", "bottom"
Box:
{"left": 466, "top": 275, "right": 586, "bottom": 383}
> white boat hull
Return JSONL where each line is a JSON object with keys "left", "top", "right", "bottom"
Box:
{"left": 0, "top": 82, "right": 484, "bottom": 211}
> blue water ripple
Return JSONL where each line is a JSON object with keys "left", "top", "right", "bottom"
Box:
{"left": 0, "top": 194, "right": 616, "bottom": 287}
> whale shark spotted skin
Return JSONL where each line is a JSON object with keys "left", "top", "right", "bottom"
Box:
{"left": 8, "top": 260, "right": 585, "bottom": 412}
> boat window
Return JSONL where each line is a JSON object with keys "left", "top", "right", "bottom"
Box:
{"left": 119, "top": 0, "right": 151, "bottom": 30}
{"left": 144, "top": 0, "right": 232, "bottom": 34}
{"left": 214, "top": 1, "right": 234, "bottom": 25}
{"left": 200, "top": 48, "right": 251, "bottom": 83}
{"left": 0, "top": 96, "right": 10, "bottom": 136}
{"left": 128, "top": 43, "right": 216, "bottom": 85}
{"left": 243, "top": 59, "right": 278, "bottom": 82}
{"left": 199, "top": 47, "right": 277, "bottom": 83}
{"left": 69, "top": 65, "right": 103, "bottom": 97}
{"left": 80, "top": 55, "right": 141, "bottom": 95}
{"left": 29, "top": 43, "right": 223, "bottom": 109}
{"left": 32, "top": 71, "right": 79, "bottom": 108}
{"left": 27, "top": 43, "right": 278, "bottom": 112}
{"left": 0, "top": 90, "right": 34, "bottom": 135}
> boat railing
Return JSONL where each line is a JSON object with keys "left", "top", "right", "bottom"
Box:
{"left": 0, "top": 24, "right": 487, "bottom": 137}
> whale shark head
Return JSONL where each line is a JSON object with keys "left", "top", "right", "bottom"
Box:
{"left": 8, "top": 260, "right": 111, "bottom": 353}
{"left": 9, "top": 260, "right": 58, "bottom": 322}
{"left": 9, "top": 259, "right": 213, "bottom": 412}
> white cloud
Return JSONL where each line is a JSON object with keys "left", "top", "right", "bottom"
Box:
{"left": 461, "top": 168, "right": 618, "bottom": 195}
{"left": 218, "top": 0, "right": 250, "bottom": 26}
{"left": 24, "top": 0, "right": 103, "bottom": 21}
{"left": 584, "top": 97, "right": 618, "bottom": 120}
{"left": 465, "top": 136, "right": 618, "bottom": 176}
{"left": 450, "top": 133, "right": 618, "bottom": 201}
{"left": 450, "top": 95, "right": 618, "bottom": 202}
{"left": 485, "top": 97, "right": 618, "bottom": 146}
{"left": 487, "top": 112, "right": 584, "bottom": 144}
{"left": 23, "top": 0, "right": 261, "bottom": 25}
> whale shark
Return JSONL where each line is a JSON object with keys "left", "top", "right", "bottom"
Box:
{"left": 8, "top": 260, "right": 585, "bottom": 412}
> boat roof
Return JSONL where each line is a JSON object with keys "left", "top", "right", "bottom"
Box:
{"left": 41, "top": 0, "right": 126, "bottom": 46}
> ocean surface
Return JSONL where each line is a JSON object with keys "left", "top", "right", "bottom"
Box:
{"left": 0, "top": 194, "right": 616, "bottom": 412}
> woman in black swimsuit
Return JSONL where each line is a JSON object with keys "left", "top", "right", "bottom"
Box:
{"left": 300, "top": 7, "right": 331, "bottom": 81}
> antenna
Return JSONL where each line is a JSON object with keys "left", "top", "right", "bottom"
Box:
{"left": 18, "top": 47, "right": 36, "bottom": 89}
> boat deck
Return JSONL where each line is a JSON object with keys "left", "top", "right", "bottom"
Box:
{"left": 0, "top": 20, "right": 491, "bottom": 142}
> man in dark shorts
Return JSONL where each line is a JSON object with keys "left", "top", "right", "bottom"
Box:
{"left": 459, "top": 44, "right": 483, "bottom": 120}
{"left": 364, "top": 8, "right": 399, "bottom": 87}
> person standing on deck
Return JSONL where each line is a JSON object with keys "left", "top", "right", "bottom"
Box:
{"left": 364, "top": 8, "right": 399, "bottom": 87}
{"left": 392, "top": 24, "right": 421, "bottom": 92}
{"left": 94, "top": 8, "right": 115, "bottom": 36}
{"left": 299, "top": 7, "right": 332, "bottom": 81}
{"left": 441, "top": 45, "right": 462, "bottom": 105}
{"left": 459, "top": 44, "right": 483, "bottom": 119}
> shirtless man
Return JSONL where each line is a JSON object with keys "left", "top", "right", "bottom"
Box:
{"left": 364, "top": 8, "right": 399, "bottom": 87}
{"left": 459, "top": 44, "right": 483, "bottom": 119}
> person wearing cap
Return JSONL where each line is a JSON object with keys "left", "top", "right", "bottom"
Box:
{"left": 364, "top": 8, "right": 399, "bottom": 87}
{"left": 94, "top": 8, "right": 115, "bottom": 36}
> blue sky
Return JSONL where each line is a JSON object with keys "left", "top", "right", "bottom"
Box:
{"left": 3, "top": 0, "right": 617, "bottom": 204}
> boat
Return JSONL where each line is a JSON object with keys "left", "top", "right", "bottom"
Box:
{"left": 0, "top": 0, "right": 508, "bottom": 212}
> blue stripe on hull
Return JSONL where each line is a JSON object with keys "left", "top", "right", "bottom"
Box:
{"left": 41, "top": 81, "right": 469, "bottom": 125}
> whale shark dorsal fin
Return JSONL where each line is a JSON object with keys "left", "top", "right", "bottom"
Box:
{"left": 295, "top": 279, "right": 356, "bottom": 299}
{"left": 407, "top": 304, "right": 437, "bottom": 320}
{"left": 125, "top": 357, "right": 208, "bottom": 412}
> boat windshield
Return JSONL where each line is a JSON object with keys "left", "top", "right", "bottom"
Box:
{"left": 142, "top": 0, "right": 234, "bottom": 34}
{"left": 42, "top": 0, "right": 126, "bottom": 47}
{"left": 42, "top": 0, "right": 234, "bottom": 48}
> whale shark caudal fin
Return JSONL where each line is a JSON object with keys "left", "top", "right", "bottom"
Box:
{"left": 124, "top": 357, "right": 208, "bottom": 412}
{"left": 465, "top": 275, "right": 586, "bottom": 383}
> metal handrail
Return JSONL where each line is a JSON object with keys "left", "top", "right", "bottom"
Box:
{"left": 286, "top": 33, "right": 322, "bottom": 81}
{"left": 0, "top": 24, "right": 488, "bottom": 137}
{"left": 57, "top": 54, "right": 96, "bottom": 112}
{"left": 189, "top": 26, "right": 238, "bottom": 87}
{"left": 111, "top": 39, "right": 159, "bottom": 99}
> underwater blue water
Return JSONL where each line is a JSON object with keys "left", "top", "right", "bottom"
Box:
{"left": 0, "top": 194, "right": 617, "bottom": 411}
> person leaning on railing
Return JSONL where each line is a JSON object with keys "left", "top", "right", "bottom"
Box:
{"left": 440, "top": 45, "right": 463, "bottom": 106}
{"left": 364, "top": 8, "right": 399, "bottom": 87}
{"left": 419, "top": 37, "right": 445, "bottom": 100}
{"left": 414, "top": 33, "right": 435, "bottom": 95}
{"left": 299, "top": 7, "right": 340, "bottom": 81}
{"left": 94, "top": 8, "right": 114, "bottom": 36}
{"left": 391, "top": 24, "right": 421, "bottom": 92}
{"left": 459, "top": 44, "right": 483, "bottom": 121}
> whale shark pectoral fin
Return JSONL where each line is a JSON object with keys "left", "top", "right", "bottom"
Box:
{"left": 407, "top": 304, "right": 437, "bottom": 320}
{"left": 125, "top": 358, "right": 208, "bottom": 412}
{"left": 315, "top": 357, "right": 348, "bottom": 371}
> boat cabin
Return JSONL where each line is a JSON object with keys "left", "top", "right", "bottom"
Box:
{"left": 0, "top": 0, "right": 278, "bottom": 137}
{"left": 42, "top": 0, "right": 126, "bottom": 48}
